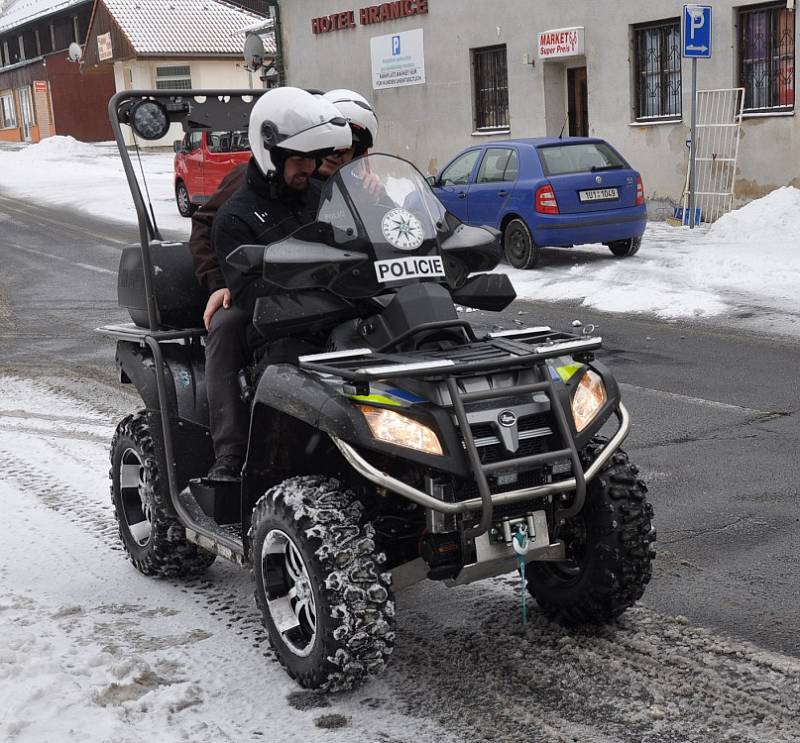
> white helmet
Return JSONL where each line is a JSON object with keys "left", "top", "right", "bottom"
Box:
{"left": 323, "top": 89, "right": 378, "bottom": 154}
{"left": 249, "top": 87, "right": 352, "bottom": 175}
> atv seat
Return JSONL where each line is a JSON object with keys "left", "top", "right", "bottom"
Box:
{"left": 117, "top": 241, "right": 208, "bottom": 329}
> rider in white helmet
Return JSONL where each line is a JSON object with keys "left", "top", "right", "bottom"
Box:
{"left": 318, "top": 89, "right": 379, "bottom": 178}
{"left": 204, "top": 87, "right": 351, "bottom": 482}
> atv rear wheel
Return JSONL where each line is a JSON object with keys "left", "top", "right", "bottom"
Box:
{"left": 527, "top": 441, "right": 655, "bottom": 625}
{"left": 110, "top": 412, "right": 215, "bottom": 577}
{"left": 250, "top": 475, "right": 395, "bottom": 691}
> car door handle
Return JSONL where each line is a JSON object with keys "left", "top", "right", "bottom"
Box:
{"left": 497, "top": 191, "right": 509, "bottom": 197}
{"left": 458, "top": 192, "right": 467, "bottom": 199}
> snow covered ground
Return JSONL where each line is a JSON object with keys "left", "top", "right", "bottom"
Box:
{"left": 1, "top": 136, "right": 799, "bottom": 328}
{"left": 1, "top": 376, "right": 799, "bottom": 742}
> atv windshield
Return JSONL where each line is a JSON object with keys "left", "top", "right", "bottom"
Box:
{"left": 262, "top": 154, "right": 459, "bottom": 299}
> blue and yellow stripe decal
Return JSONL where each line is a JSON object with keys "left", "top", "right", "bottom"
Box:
{"left": 347, "top": 383, "right": 426, "bottom": 408}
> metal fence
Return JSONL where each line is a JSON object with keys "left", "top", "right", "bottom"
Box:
{"left": 681, "top": 88, "right": 745, "bottom": 224}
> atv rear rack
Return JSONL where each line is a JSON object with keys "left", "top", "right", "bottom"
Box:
{"left": 301, "top": 327, "right": 619, "bottom": 541}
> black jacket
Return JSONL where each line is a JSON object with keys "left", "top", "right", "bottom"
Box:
{"left": 212, "top": 159, "right": 320, "bottom": 313}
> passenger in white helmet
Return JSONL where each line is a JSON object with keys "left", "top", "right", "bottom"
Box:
{"left": 203, "top": 87, "right": 350, "bottom": 482}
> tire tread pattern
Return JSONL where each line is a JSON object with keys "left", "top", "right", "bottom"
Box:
{"left": 250, "top": 475, "right": 395, "bottom": 692}
{"left": 109, "top": 412, "right": 215, "bottom": 578}
{"left": 529, "top": 439, "right": 655, "bottom": 625}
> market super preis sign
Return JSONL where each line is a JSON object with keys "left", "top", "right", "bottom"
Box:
{"left": 312, "top": 0, "right": 428, "bottom": 34}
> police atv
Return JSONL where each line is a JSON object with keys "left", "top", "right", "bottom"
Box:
{"left": 99, "top": 90, "right": 655, "bottom": 692}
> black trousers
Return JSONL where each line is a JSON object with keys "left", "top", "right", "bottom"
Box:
{"left": 206, "top": 307, "right": 326, "bottom": 460}
{"left": 205, "top": 305, "right": 250, "bottom": 460}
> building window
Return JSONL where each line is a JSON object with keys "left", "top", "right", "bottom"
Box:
{"left": 472, "top": 45, "right": 509, "bottom": 131}
{"left": 1, "top": 91, "right": 17, "bottom": 129}
{"left": 739, "top": 3, "right": 795, "bottom": 112}
{"left": 634, "top": 19, "right": 682, "bottom": 120}
{"left": 18, "top": 34, "right": 25, "bottom": 61}
{"left": 156, "top": 65, "right": 192, "bottom": 90}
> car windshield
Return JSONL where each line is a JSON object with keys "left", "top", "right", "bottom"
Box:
{"left": 537, "top": 142, "right": 627, "bottom": 176}
{"left": 262, "top": 154, "right": 457, "bottom": 299}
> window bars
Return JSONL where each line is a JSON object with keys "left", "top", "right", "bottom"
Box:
{"left": 156, "top": 65, "right": 193, "bottom": 91}
{"left": 681, "top": 88, "right": 745, "bottom": 224}
{"left": 739, "top": 4, "right": 795, "bottom": 112}
{"left": 472, "top": 45, "right": 509, "bottom": 131}
{"left": 635, "top": 20, "right": 682, "bottom": 120}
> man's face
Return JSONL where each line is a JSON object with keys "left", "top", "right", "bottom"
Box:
{"left": 318, "top": 147, "right": 356, "bottom": 178}
{"left": 283, "top": 155, "right": 317, "bottom": 190}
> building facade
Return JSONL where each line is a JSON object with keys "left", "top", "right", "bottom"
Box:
{"left": 278, "top": 0, "right": 797, "bottom": 210}
{"left": 0, "top": 0, "right": 116, "bottom": 142}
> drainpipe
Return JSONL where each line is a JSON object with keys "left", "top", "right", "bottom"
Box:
{"left": 268, "top": 0, "right": 286, "bottom": 86}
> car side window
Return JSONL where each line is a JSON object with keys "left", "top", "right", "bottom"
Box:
{"left": 476, "top": 148, "right": 518, "bottom": 184}
{"left": 440, "top": 150, "right": 480, "bottom": 186}
{"left": 189, "top": 131, "right": 202, "bottom": 152}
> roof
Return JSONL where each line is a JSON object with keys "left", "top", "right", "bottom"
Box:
{"left": 101, "top": 0, "right": 271, "bottom": 55}
{"left": 0, "top": 0, "right": 86, "bottom": 33}
{"left": 487, "top": 137, "right": 605, "bottom": 147}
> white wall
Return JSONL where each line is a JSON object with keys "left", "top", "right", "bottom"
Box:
{"left": 113, "top": 58, "right": 258, "bottom": 146}
{"left": 279, "top": 0, "right": 799, "bottom": 209}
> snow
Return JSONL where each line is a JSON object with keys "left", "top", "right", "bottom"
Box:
{"left": 0, "top": 0, "right": 84, "bottom": 33}
{"left": 1, "top": 136, "right": 800, "bottom": 325}
{"left": 3, "top": 373, "right": 800, "bottom": 741}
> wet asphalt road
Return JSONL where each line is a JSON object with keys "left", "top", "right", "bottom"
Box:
{"left": 1, "top": 190, "right": 798, "bottom": 659}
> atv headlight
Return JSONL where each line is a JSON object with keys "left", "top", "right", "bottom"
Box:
{"left": 571, "top": 370, "right": 607, "bottom": 432}
{"left": 358, "top": 405, "right": 443, "bottom": 456}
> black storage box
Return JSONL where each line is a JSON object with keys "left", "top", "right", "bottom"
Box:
{"left": 117, "top": 241, "right": 207, "bottom": 329}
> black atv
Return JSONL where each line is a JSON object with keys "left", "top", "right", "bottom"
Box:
{"left": 100, "top": 90, "right": 655, "bottom": 692}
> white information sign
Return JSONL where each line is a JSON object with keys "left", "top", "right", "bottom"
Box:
{"left": 370, "top": 28, "right": 425, "bottom": 90}
{"left": 97, "top": 32, "right": 113, "bottom": 61}
{"left": 537, "top": 27, "right": 584, "bottom": 59}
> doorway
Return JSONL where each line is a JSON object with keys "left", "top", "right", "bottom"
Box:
{"left": 17, "top": 86, "right": 34, "bottom": 141}
{"left": 567, "top": 67, "right": 588, "bottom": 137}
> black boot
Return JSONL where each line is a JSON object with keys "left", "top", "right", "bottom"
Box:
{"left": 207, "top": 454, "right": 243, "bottom": 482}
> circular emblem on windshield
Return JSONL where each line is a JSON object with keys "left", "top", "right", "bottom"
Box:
{"left": 381, "top": 208, "right": 425, "bottom": 251}
{"left": 595, "top": 175, "right": 603, "bottom": 184}
{"left": 498, "top": 410, "right": 517, "bottom": 428}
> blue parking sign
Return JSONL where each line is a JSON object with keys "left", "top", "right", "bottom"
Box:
{"left": 682, "top": 5, "right": 712, "bottom": 58}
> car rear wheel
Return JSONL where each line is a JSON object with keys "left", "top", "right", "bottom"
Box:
{"left": 607, "top": 236, "right": 641, "bottom": 257}
{"left": 504, "top": 218, "right": 540, "bottom": 269}
{"left": 175, "top": 181, "right": 196, "bottom": 217}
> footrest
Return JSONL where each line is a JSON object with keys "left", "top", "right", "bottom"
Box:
{"left": 189, "top": 478, "right": 241, "bottom": 524}
{"left": 177, "top": 484, "right": 246, "bottom": 565}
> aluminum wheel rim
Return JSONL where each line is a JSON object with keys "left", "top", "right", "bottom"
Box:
{"left": 177, "top": 184, "right": 190, "bottom": 212}
{"left": 119, "top": 447, "right": 152, "bottom": 547}
{"left": 261, "top": 529, "right": 317, "bottom": 657}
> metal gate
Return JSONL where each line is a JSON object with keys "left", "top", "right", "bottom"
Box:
{"left": 681, "top": 88, "right": 745, "bottom": 223}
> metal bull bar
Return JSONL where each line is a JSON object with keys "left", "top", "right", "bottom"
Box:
{"left": 332, "top": 403, "right": 631, "bottom": 540}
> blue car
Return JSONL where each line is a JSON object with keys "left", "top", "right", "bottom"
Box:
{"left": 430, "top": 137, "right": 646, "bottom": 269}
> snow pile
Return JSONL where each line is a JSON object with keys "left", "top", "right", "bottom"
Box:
{"left": 706, "top": 186, "right": 800, "bottom": 245}
{"left": 16, "top": 134, "right": 102, "bottom": 160}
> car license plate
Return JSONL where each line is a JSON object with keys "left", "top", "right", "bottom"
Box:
{"left": 374, "top": 256, "right": 446, "bottom": 283}
{"left": 578, "top": 187, "right": 619, "bottom": 202}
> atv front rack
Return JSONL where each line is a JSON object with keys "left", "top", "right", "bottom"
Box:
{"left": 299, "top": 325, "right": 601, "bottom": 382}
{"left": 300, "top": 326, "right": 626, "bottom": 540}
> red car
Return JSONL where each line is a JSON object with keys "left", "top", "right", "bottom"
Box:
{"left": 173, "top": 129, "right": 251, "bottom": 216}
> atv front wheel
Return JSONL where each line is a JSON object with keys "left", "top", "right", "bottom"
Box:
{"left": 110, "top": 412, "right": 215, "bottom": 577}
{"left": 527, "top": 441, "right": 655, "bottom": 625}
{"left": 250, "top": 476, "right": 395, "bottom": 691}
